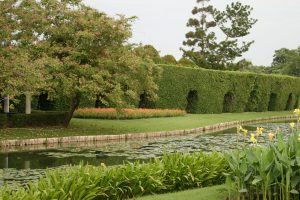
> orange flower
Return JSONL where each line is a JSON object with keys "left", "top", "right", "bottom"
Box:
{"left": 74, "top": 108, "right": 186, "bottom": 119}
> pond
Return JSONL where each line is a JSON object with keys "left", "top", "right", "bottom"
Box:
{"left": 0, "top": 122, "right": 295, "bottom": 186}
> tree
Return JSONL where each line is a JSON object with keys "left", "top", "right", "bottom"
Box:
{"left": 37, "top": 0, "right": 159, "bottom": 126}
{"left": 0, "top": 0, "right": 46, "bottom": 100}
{"left": 161, "top": 55, "right": 177, "bottom": 65}
{"left": 1, "top": 0, "right": 159, "bottom": 126}
{"left": 182, "top": 0, "right": 257, "bottom": 70}
{"left": 134, "top": 44, "right": 162, "bottom": 64}
{"left": 178, "top": 57, "right": 197, "bottom": 67}
{"left": 269, "top": 47, "right": 300, "bottom": 77}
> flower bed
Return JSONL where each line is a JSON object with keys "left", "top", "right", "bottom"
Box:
{"left": 73, "top": 108, "right": 186, "bottom": 119}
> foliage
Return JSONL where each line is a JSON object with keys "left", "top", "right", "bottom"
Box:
{"left": 268, "top": 47, "right": 300, "bottom": 77}
{"left": 0, "top": 111, "right": 68, "bottom": 128}
{"left": 0, "top": 114, "right": 7, "bottom": 128}
{"left": 0, "top": 0, "right": 47, "bottom": 96}
{"left": 226, "top": 111, "right": 300, "bottom": 200}
{"left": 74, "top": 108, "right": 186, "bottom": 119}
{"left": 225, "top": 128, "right": 300, "bottom": 200}
{"left": 161, "top": 152, "right": 227, "bottom": 190}
{"left": 178, "top": 57, "right": 197, "bottom": 68}
{"left": 0, "top": 0, "right": 159, "bottom": 127}
{"left": 182, "top": 0, "right": 257, "bottom": 70}
{"left": 153, "top": 65, "right": 300, "bottom": 113}
{"left": 160, "top": 55, "right": 177, "bottom": 65}
{"left": 134, "top": 44, "right": 162, "bottom": 64}
{"left": 0, "top": 152, "right": 228, "bottom": 200}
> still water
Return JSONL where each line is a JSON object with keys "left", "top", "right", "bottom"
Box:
{"left": 0, "top": 122, "right": 294, "bottom": 185}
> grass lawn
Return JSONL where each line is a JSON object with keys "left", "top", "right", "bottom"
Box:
{"left": 0, "top": 111, "right": 292, "bottom": 140}
{"left": 136, "top": 185, "right": 227, "bottom": 200}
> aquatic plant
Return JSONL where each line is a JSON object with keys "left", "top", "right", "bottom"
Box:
{"left": 0, "top": 152, "right": 227, "bottom": 200}
{"left": 225, "top": 110, "right": 300, "bottom": 200}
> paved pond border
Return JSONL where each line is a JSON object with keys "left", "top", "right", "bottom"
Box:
{"left": 0, "top": 115, "right": 297, "bottom": 151}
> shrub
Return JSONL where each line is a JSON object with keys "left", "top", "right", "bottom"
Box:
{"left": 0, "top": 114, "right": 7, "bottom": 128}
{"left": 73, "top": 108, "right": 186, "bottom": 119}
{"left": 0, "top": 152, "right": 228, "bottom": 199}
{"left": 5, "top": 111, "right": 68, "bottom": 128}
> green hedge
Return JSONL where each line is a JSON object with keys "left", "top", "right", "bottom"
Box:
{"left": 17, "top": 65, "right": 300, "bottom": 114}
{"left": 153, "top": 65, "right": 300, "bottom": 113}
{"left": 1, "top": 111, "right": 68, "bottom": 128}
{"left": 0, "top": 114, "right": 7, "bottom": 128}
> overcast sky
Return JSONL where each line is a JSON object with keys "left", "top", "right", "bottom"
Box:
{"left": 84, "top": 0, "right": 300, "bottom": 66}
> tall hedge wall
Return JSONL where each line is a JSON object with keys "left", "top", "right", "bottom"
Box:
{"left": 153, "top": 65, "right": 300, "bottom": 113}
{"left": 12, "top": 65, "right": 300, "bottom": 114}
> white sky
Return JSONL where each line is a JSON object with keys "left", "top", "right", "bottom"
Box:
{"left": 84, "top": 0, "right": 300, "bottom": 66}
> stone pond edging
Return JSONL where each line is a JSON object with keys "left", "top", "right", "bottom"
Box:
{"left": 0, "top": 115, "right": 296, "bottom": 150}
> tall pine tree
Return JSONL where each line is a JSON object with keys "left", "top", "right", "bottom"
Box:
{"left": 182, "top": 0, "right": 257, "bottom": 70}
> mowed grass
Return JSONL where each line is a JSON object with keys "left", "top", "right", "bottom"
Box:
{"left": 0, "top": 111, "right": 292, "bottom": 140}
{"left": 136, "top": 185, "right": 227, "bottom": 200}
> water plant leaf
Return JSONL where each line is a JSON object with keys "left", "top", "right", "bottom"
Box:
{"left": 290, "top": 189, "right": 299, "bottom": 194}
{"left": 238, "top": 188, "right": 248, "bottom": 193}
{"left": 251, "top": 176, "right": 262, "bottom": 185}
{"left": 244, "top": 172, "right": 252, "bottom": 182}
{"left": 291, "top": 176, "right": 300, "bottom": 188}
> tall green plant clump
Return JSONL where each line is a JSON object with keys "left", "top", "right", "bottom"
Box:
{"left": 226, "top": 130, "right": 300, "bottom": 200}
{"left": 0, "top": 152, "right": 228, "bottom": 200}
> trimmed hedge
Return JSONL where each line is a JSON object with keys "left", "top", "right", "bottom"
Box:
{"left": 0, "top": 114, "right": 7, "bottom": 128}
{"left": 153, "top": 65, "right": 300, "bottom": 113}
{"left": 13, "top": 65, "right": 300, "bottom": 114}
{"left": 0, "top": 111, "right": 68, "bottom": 128}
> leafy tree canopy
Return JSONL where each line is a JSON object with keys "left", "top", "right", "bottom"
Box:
{"left": 0, "top": 0, "right": 47, "bottom": 96}
{"left": 161, "top": 55, "right": 177, "bottom": 65}
{"left": 268, "top": 47, "right": 300, "bottom": 77}
{"left": 178, "top": 57, "right": 197, "bottom": 68}
{"left": 182, "top": 0, "right": 257, "bottom": 70}
{"left": 0, "top": 0, "right": 159, "bottom": 126}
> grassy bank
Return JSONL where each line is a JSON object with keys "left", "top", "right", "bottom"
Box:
{"left": 136, "top": 185, "right": 227, "bottom": 200}
{"left": 0, "top": 111, "right": 292, "bottom": 140}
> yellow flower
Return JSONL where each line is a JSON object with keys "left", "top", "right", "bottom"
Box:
{"left": 268, "top": 132, "right": 275, "bottom": 141}
{"left": 242, "top": 129, "right": 248, "bottom": 137}
{"left": 237, "top": 126, "right": 243, "bottom": 133}
{"left": 256, "top": 127, "right": 264, "bottom": 136}
{"left": 100, "top": 163, "right": 106, "bottom": 168}
{"left": 290, "top": 122, "right": 295, "bottom": 129}
{"left": 298, "top": 134, "right": 300, "bottom": 142}
{"left": 294, "top": 109, "right": 300, "bottom": 116}
{"left": 250, "top": 133, "right": 257, "bottom": 144}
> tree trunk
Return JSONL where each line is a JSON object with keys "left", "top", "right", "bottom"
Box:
{"left": 25, "top": 93, "right": 32, "bottom": 114}
{"left": 95, "top": 94, "right": 100, "bottom": 108}
{"left": 64, "top": 94, "right": 81, "bottom": 127}
{"left": 4, "top": 95, "right": 9, "bottom": 113}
